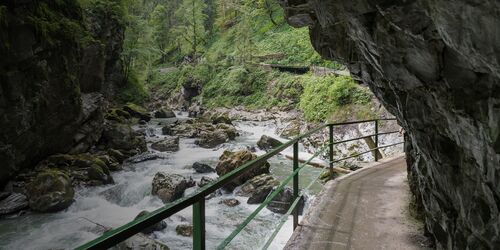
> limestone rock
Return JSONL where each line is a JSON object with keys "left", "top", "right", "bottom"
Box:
{"left": 237, "top": 174, "right": 279, "bottom": 204}
{"left": 152, "top": 173, "right": 195, "bottom": 203}
{"left": 0, "top": 193, "right": 29, "bottom": 215}
{"left": 215, "top": 150, "right": 270, "bottom": 191}
{"left": 266, "top": 187, "right": 304, "bottom": 215}
{"left": 100, "top": 122, "right": 147, "bottom": 153}
{"left": 151, "top": 136, "right": 180, "bottom": 152}
{"left": 123, "top": 103, "right": 151, "bottom": 122}
{"left": 195, "top": 130, "right": 229, "bottom": 148}
{"left": 26, "top": 170, "right": 75, "bottom": 212}
{"left": 257, "top": 135, "right": 283, "bottom": 150}
{"left": 154, "top": 109, "right": 176, "bottom": 119}
{"left": 281, "top": 0, "right": 500, "bottom": 246}
{"left": 175, "top": 224, "right": 192, "bottom": 237}
{"left": 220, "top": 198, "right": 240, "bottom": 207}
{"left": 192, "top": 162, "right": 215, "bottom": 173}
{"left": 114, "top": 233, "right": 170, "bottom": 250}
{"left": 198, "top": 176, "right": 214, "bottom": 187}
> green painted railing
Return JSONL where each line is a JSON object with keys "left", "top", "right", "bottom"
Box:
{"left": 76, "top": 118, "right": 403, "bottom": 250}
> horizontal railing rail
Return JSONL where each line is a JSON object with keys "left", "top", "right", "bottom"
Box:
{"left": 77, "top": 118, "right": 403, "bottom": 250}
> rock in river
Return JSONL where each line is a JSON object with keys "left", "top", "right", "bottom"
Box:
{"left": 26, "top": 170, "right": 75, "bottom": 212}
{"left": 151, "top": 136, "right": 180, "bottom": 152}
{"left": 192, "top": 162, "right": 215, "bottom": 173}
{"left": 257, "top": 135, "right": 283, "bottom": 150}
{"left": 194, "top": 130, "right": 229, "bottom": 148}
{"left": 215, "top": 150, "right": 270, "bottom": 191}
{"left": 154, "top": 109, "right": 176, "bottom": 119}
{"left": 266, "top": 187, "right": 305, "bottom": 215}
{"left": 237, "top": 174, "right": 279, "bottom": 204}
{"left": 0, "top": 193, "right": 29, "bottom": 215}
{"left": 152, "top": 173, "right": 196, "bottom": 203}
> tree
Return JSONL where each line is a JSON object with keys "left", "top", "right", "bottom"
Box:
{"left": 174, "top": 0, "right": 208, "bottom": 59}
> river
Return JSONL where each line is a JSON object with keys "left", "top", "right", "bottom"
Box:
{"left": 0, "top": 114, "right": 328, "bottom": 249}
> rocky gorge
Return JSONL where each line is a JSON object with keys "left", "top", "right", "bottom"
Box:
{"left": 281, "top": 0, "right": 500, "bottom": 248}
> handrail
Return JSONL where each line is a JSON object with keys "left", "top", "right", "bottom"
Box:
{"left": 76, "top": 118, "right": 402, "bottom": 250}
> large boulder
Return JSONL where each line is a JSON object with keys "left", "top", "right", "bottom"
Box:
{"left": 26, "top": 170, "right": 75, "bottom": 212}
{"left": 210, "top": 113, "right": 232, "bottom": 125}
{"left": 216, "top": 123, "right": 239, "bottom": 140}
{"left": 257, "top": 135, "right": 283, "bottom": 150}
{"left": 195, "top": 130, "right": 229, "bottom": 148}
{"left": 47, "top": 153, "right": 114, "bottom": 186}
{"left": 100, "top": 121, "right": 147, "bottom": 153}
{"left": 115, "top": 233, "right": 170, "bottom": 250}
{"left": 266, "top": 187, "right": 305, "bottom": 215}
{"left": 152, "top": 173, "right": 195, "bottom": 203}
{"left": 279, "top": 120, "right": 301, "bottom": 139}
{"left": 236, "top": 174, "right": 279, "bottom": 204}
{"left": 215, "top": 150, "right": 270, "bottom": 191}
{"left": 122, "top": 103, "right": 151, "bottom": 122}
{"left": 154, "top": 109, "right": 176, "bottom": 119}
{"left": 151, "top": 136, "right": 180, "bottom": 152}
{"left": 134, "top": 210, "right": 167, "bottom": 234}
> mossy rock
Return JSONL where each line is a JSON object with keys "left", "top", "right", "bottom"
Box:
{"left": 26, "top": 169, "right": 74, "bottom": 212}
{"left": 106, "top": 108, "right": 131, "bottom": 123}
{"left": 123, "top": 103, "right": 151, "bottom": 122}
{"left": 175, "top": 224, "right": 193, "bottom": 237}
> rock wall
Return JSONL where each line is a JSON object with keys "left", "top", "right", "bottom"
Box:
{"left": 0, "top": 1, "right": 125, "bottom": 187}
{"left": 281, "top": 0, "right": 500, "bottom": 248}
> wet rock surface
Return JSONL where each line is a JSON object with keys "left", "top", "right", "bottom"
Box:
{"left": 257, "top": 135, "right": 283, "bottom": 151}
{"left": 192, "top": 162, "right": 215, "bottom": 173}
{"left": 175, "top": 224, "right": 193, "bottom": 237}
{"left": 237, "top": 174, "right": 279, "bottom": 204}
{"left": 282, "top": 0, "right": 500, "bottom": 247}
{"left": 266, "top": 187, "right": 305, "bottom": 215}
{"left": 152, "top": 173, "right": 195, "bottom": 203}
{"left": 220, "top": 198, "right": 240, "bottom": 207}
{"left": 26, "top": 170, "right": 75, "bottom": 212}
{"left": 215, "top": 150, "right": 270, "bottom": 191}
{"left": 154, "top": 109, "right": 176, "bottom": 119}
{"left": 0, "top": 193, "right": 29, "bottom": 215}
{"left": 151, "top": 136, "right": 180, "bottom": 152}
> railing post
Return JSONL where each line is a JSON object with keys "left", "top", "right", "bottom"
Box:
{"left": 292, "top": 142, "right": 299, "bottom": 230}
{"left": 193, "top": 198, "right": 206, "bottom": 250}
{"left": 329, "top": 124, "right": 334, "bottom": 178}
{"left": 374, "top": 120, "right": 379, "bottom": 161}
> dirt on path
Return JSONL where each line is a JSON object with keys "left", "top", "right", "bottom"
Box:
{"left": 285, "top": 155, "right": 432, "bottom": 250}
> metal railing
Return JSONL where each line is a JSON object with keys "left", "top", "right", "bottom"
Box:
{"left": 76, "top": 118, "right": 403, "bottom": 250}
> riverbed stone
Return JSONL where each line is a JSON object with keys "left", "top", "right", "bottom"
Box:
{"left": 257, "top": 135, "right": 283, "bottom": 150}
{"left": 220, "top": 198, "right": 240, "bottom": 207}
{"left": 0, "top": 193, "right": 29, "bottom": 215}
{"left": 152, "top": 173, "right": 196, "bottom": 203}
{"left": 237, "top": 174, "right": 280, "bottom": 204}
{"left": 154, "top": 109, "right": 176, "bottom": 119}
{"left": 175, "top": 224, "right": 193, "bottom": 237}
{"left": 266, "top": 187, "right": 304, "bottom": 215}
{"left": 195, "top": 130, "right": 229, "bottom": 148}
{"left": 100, "top": 121, "right": 147, "bottom": 153}
{"left": 122, "top": 103, "right": 151, "bottom": 122}
{"left": 134, "top": 210, "right": 167, "bottom": 234}
{"left": 192, "top": 162, "right": 215, "bottom": 173}
{"left": 215, "top": 150, "right": 270, "bottom": 191}
{"left": 198, "top": 176, "right": 214, "bottom": 187}
{"left": 116, "top": 233, "right": 170, "bottom": 250}
{"left": 151, "top": 136, "right": 180, "bottom": 152}
{"left": 26, "top": 170, "right": 74, "bottom": 212}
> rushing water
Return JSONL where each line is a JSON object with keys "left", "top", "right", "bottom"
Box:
{"left": 0, "top": 114, "right": 327, "bottom": 250}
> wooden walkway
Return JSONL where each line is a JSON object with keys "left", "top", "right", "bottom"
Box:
{"left": 285, "top": 155, "right": 430, "bottom": 250}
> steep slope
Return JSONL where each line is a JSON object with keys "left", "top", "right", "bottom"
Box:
{"left": 282, "top": 0, "right": 500, "bottom": 248}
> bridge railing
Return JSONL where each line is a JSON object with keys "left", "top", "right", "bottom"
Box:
{"left": 77, "top": 118, "right": 403, "bottom": 250}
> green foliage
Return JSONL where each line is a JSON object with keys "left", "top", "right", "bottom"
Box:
{"left": 174, "top": 0, "right": 208, "bottom": 57}
{"left": 117, "top": 72, "right": 149, "bottom": 104}
{"left": 299, "top": 75, "right": 372, "bottom": 121}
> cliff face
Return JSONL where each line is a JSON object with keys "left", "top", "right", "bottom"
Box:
{"left": 281, "top": 0, "right": 500, "bottom": 248}
{"left": 0, "top": 1, "right": 125, "bottom": 187}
